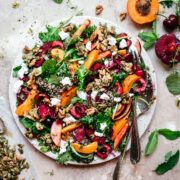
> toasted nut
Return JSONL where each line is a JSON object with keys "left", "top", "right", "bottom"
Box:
{"left": 96, "top": 5, "right": 104, "bottom": 15}
{"left": 120, "top": 12, "right": 127, "bottom": 21}
{"left": 22, "top": 45, "right": 31, "bottom": 54}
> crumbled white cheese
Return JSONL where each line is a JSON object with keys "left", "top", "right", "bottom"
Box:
{"left": 91, "top": 90, "right": 98, "bottom": 100}
{"left": 114, "top": 97, "right": 122, "bottom": 102}
{"left": 104, "top": 59, "right": 109, "bottom": 66}
{"left": 51, "top": 98, "right": 60, "bottom": 106}
{"left": 112, "top": 51, "right": 117, "bottom": 56}
{"left": 77, "top": 90, "right": 87, "bottom": 100}
{"left": 100, "top": 122, "right": 107, "bottom": 131}
{"left": 14, "top": 80, "right": 23, "bottom": 93}
{"left": 129, "top": 93, "right": 134, "bottom": 97}
{"left": 78, "top": 60, "right": 84, "bottom": 65}
{"left": 86, "top": 41, "right": 92, "bottom": 51}
{"left": 94, "top": 131, "right": 103, "bottom": 137}
{"left": 119, "top": 39, "right": 127, "bottom": 49}
{"left": 37, "top": 66, "right": 42, "bottom": 73}
{"left": 100, "top": 93, "right": 110, "bottom": 100}
{"left": 59, "top": 31, "right": 69, "bottom": 40}
{"left": 69, "top": 137, "right": 74, "bottom": 143}
{"left": 63, "top": 115, "right": 77, "bottom": 125}
{"left": 18, "top": 63, "right": 28, "bottom": 79}
{"left": 60, "top": 77, "right": 72, "bottom": 86}
{"left": 59, "top": 140, "right": 68, "bottom": 154}
{"left": 108, "top": 37, "right": 117, "bottom": 46}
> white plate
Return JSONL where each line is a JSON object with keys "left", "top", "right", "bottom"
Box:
{"left": 9, "top": 16, "right": 157, "bottom": 165}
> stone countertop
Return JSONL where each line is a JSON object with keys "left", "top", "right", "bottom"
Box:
{"left": 0, "top": 0, "right": 180, "bottom": 179}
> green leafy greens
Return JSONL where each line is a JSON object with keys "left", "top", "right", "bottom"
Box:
{"left": 145, "top": 130, "right": 159, "bottom": 155}
{"left": 77, "top": 65, "right": 92, "bottom": 90}
{"left": 138, "top": 20, "right": 159, "bottom": 50}
{"left": 53, "top": 0, "right": 63, "bottom": 3}
{"left": 13, "top": 65, "right": 22, "bottom": 77}
{"left": 42, "top": 59, "right": 57, "bottom": 75}
{"left": 166, "top": 72, "right": 180, "bottom": 95}
{"left": 56, "top": 146, "right": 74, "bottom": 165}
{"left": 158, "top": 129, "right": 180, "bottom": 140}
{"left": 154, "top": 150, "right": 179, "bottom": 175}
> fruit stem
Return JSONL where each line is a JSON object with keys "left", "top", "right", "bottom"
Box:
{"left": 156, "top": 12, "right": 168, "bottom": 19}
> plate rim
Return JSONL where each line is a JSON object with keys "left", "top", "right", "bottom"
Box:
{"left": 8, "top": 15, "right": 157, "bottom": 166}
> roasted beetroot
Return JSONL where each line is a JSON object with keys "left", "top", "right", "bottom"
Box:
{"left": 73, "top": 127, "right": 86, "bottom": 143}
{"left": 38, "top": 104, "right": 56, "bottom": 119}
{"left": 40, "top": 41, "right": 52, "bottom": 55}
{"left": 85, "top": 74, "right": 98, "bottom": 84}
{"left": 124, "top": 54, "right": 133, "bottom": 62}
{"left": 134, "top": 78, "right": 146, "bottom": 93}
{"left": 17, "top": 87, "right": 30, "bottom": 106}
{"left": 86, "top": 129, "right": 106, "bottom": 144}
{"left": 35, "top": 93, "right": 49, "bottom": 105}
{"left": 70, "top": 103, "right": 85, "bottom": 119}
{"left": 155, "top": 34, "right": 179, "bottom": 64}
{"left": 92, "top": 63, "right": 103, "bottom": 71}
{"left": 96, "top": 144, "right": 112, "bottom": 159}
{"left": 35, "top": 59, "right": 44, "bottom": 67}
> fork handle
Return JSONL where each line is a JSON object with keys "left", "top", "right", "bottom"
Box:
{"left": 130, "top": 102, "right": 141, "bottom": 164}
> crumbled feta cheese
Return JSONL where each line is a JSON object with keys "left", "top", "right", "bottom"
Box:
{"left": 18, "top": 64, "right": 28, "bottom": 79}
{"left": 78, "top": 60, "right": 84, "bottom": 65}
{"left": 114, "top": 97, "right": 122, "bottom": 102}
{"left": 51, "top": 98, "right": 60, "bottom": 106}
{"left": 69, "top": 137, "right": 74, "bottom": 143}
{"left": 86, "top": 41, "right": 92, "bottom": 51}
{"left": 63, "top": 115, "right": 77, "bottom": 125}
{"left": 14, "top": 80, "right": 23, "bottom": 93}
{"left": 60, "top": 77, "right": 72, "bottom": 86}
{"left": 91, "top": 90, "right": 98, "bottom": 100}
{"left": 100, "top": 122, "right": 107, "bottom": 131}
{"left": 37, "top": 66, "right": 42, "bottom": 72}
{"left": 94, "top": 131, "right": 103, "bottom": 137}
{"left": 108, "top": 37, "right": 117, "bottom": 46}
{"left": 59, "top": 140, "right": 68, "bottom": 154}
{"left": 100, "top": 93, "right": 110, "bottom": 100}
{"left": 112, "top": 51, "right": 117, "bottom": 56}
{"left": 77, "top": 90, "right": 87, "bottom": 100}
{"left": 119, "top": 39, "right": 127, "bottom": 49}
{"left": 104, "top": 59, "right": 109, "bottom": 66}
{"left": 129, "top": 93, "right": 134, "bottom": 97}
{"left": 94, "top": 156, "right": 98, "bottom": 161}
{"left": 59, "top": 31, "right": 69, "bottom": 40}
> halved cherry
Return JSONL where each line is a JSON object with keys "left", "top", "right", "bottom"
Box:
{"left": 113, "top": 82, "right": 123, "bottom": 96}
{"left": 51, "top": 121, "right": 62, "bottom": 147}
{"left": 134, "top": 78, "right": 146, "bottom": 93}
{"left": 35, "top": 93, "right": 49, "bottom": 105}
{"left": 38, "top": 104, "right": 50, "bottom": 118}
{"left": 135, "top": 70, "right": 144, "bottom": 77}
{"left": 96, "top": 144, "right": 112, "bottom": 159}
{"left": 70, "top": 103, "right": 85, "bottom": 119}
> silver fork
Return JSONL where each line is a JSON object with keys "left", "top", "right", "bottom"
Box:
{"left": 113, "top": 44, "right": 154, "bottom": 179}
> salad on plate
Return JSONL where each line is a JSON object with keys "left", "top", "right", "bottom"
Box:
{"left": 12, "top": 17, "right": 153, "bottom": 164}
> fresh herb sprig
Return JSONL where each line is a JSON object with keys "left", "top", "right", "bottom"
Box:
{"left": 145, "top": 128, "right": 180, "bottom": 155}
{"left": 138, "top": 20, "right": 159, "bottom": 50}
{"left": 154, "top": 150, "right": 179, "bottom": 175}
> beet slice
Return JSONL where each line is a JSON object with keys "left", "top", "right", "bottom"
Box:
{"left": 73, "top": 127, "right": 86, "bottom": 143}
{"left": 155, "top": 34, "right": 177, "bottom": 64}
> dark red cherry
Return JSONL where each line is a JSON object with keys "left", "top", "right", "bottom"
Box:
{"left": 163, "top": 15, "right": 178, "bottom": 31}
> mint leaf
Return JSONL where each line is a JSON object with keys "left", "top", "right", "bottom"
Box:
{"left": 160, "top": 0, "right": 173, "bottom": 8}
{"left": 40, "top": 146, "right": 48, "bottom": 152}
{"left": 166, "top": 72, "right": 180, "bottom": 95}
{"left": 138, "top": 20, "right": 159, "bottom": 50}
{"left": 145, "top": 130, "right": 158, "bottom": 155}
{"left": 158, "top": 129, "right": 180, "bottom": 140}
{"left": 165, "top": 151, "right": 172, "bottom": 161}
{"left": 155, "top": 150, "right": 179, "bottom": 175}
{"left": 53, "top": 0, "right": 63, "bottom": 3}
{"left": 42, "top": 59, "right": 57, "bottom": 75}
{"left": 13, "top": 65, "right": 22, "bottom": 77}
